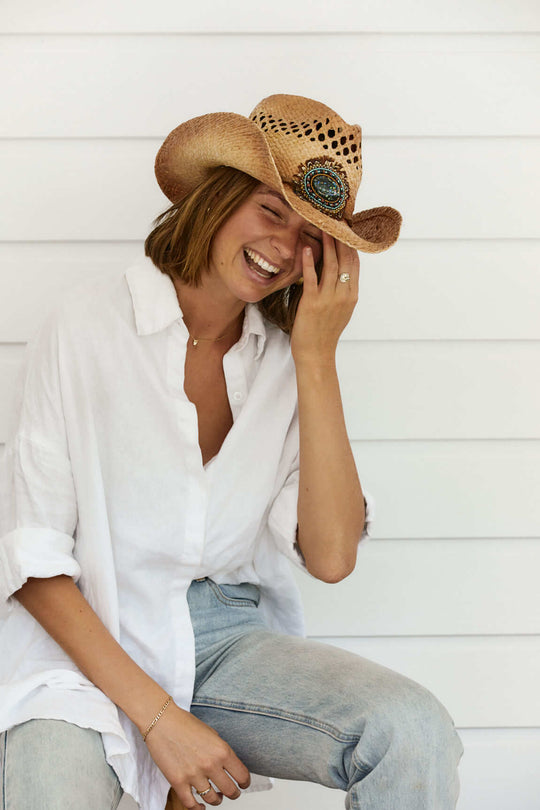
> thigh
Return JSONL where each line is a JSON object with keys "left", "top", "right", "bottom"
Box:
{"left": 190, "top": 629, "right": 453, "bottom": 789}
{"left": 0, "top": 719, "right": 123, "bottom": 810}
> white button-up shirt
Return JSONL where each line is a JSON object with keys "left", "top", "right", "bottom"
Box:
{"left": 0, "top": 253, "right": 374, "bottom": 810}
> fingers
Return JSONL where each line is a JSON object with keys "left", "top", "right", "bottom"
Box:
{"left": 319, "top": 230, "right": 339, "bottom": 293}
{"left": 193, "top": 781, "right": 223, "bottom": 806}
{"left": 176, "top": 781, "right": 222, "bottom": 809}
{"left": 301, "top": 245, "right": 318, "bottom": 293}
{"left": 334, "top": 238, "right": 360, "bottom": 299}
{"left": 207, "top": 765, "right": 245, "bottom": 801}
{"left": 315, "top": 231, "right": 359, "bottom": 296}
{"left": 176, "top": 757, "right": 250, "bottom": 807}
{"left": 223, "top": 747, "right": 251, "bottom": 791}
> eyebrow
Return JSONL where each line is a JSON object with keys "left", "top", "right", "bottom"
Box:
{"left": 258, "top": 188, "right": 293, "bottom": 210}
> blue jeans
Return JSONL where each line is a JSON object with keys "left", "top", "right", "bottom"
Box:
{"left": 1, "top": 577, "right": 464, "bottom": 809}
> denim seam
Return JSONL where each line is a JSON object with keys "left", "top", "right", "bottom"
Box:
{"left": 206, "top": 580, "right": 259, "bottom": 609}
{"left": 191, "top": 698, "right": 359, "bottom": 744}
{"left": 350, "top": 746, "right": 373, "bottom": 781}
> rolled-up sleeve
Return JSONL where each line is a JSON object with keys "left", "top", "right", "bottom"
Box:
{"left": 0, "top": 309, "right": 80, "bottom": 616}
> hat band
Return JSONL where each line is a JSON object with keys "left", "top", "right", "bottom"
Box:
{"left": 292, "top": 157, "right": 350, "bottom": 220}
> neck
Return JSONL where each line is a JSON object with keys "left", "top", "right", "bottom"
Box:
{"left": 173, "top": 278, "right": 246, "bottom": 341}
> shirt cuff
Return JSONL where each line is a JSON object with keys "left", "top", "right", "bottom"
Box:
{"left": 360, "top": 488, "right": 376, "bottom": 544}
{"left": 0, "top": 527, "right": 81, "bottom": 617}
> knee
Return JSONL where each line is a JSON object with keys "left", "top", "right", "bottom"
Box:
{"left": 404, "top": 681, "right": 462, "bottom": 752}
{"left": 366, "top": 678, "right": 464, "bottom": 763}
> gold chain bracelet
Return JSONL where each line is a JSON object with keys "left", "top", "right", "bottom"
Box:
{"left": 142, "top": 695, "right": 172, "bottom": 742}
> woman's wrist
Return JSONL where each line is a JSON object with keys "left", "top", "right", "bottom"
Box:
{"left": 293, "top": 353, "right": 339, "bottom": 392}
{"left": 292, "top": 346, "right": 337, "bottom": 374}
{"left": 122, "top": 678, "right": 173, "bottom": 736}
{"left": 142, "top": 694, "right": 174, "bottom": 742}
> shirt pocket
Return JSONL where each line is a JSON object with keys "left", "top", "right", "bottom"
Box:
{"left": 207, "top": 579, "right": 261, "bottom": 608}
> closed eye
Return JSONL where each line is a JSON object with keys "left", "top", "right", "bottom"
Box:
{"left": 261, "top": 205, "right": 282, "bottom": 220}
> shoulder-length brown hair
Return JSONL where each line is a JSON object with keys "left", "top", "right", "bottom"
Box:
{"left": 144, "top": 165, "right": 317, "bottom": 334}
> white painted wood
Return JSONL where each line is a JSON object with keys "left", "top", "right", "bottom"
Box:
{"left": 338, "top": 340, "right": 540, "bottom": 440}
{"left": 2, "top": 35, "right": 538, "bottom": 137}
{"left": 0, "top": 244, "right": 135, "bottom": 342}
{"left": 3, "top": 0, "right": 539, "bottom": 33}
{"left": 351, "top": 439, "right": 540, "bottom": 539}
{"left": 294, "top": 539, "right": 540, "bottom": 636}
{"left": 2, "top": 335, "right": 539, "bottom": 439}
{"left": 310, "top": 636, "right": 540, "bottom": 727}
{"left": 118, "top": 729, "right": 540, "bottom": 810}
{"left": 343, "top": 239, "right": 540, "bottom": 341}
{"left": 1, "top": 240, "right": 540, "bottom": 342}
{"left": 3, "top": 138, "right": 539, "bottom": 241}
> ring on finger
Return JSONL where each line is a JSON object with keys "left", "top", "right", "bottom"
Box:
{"left": 338, "top": 272, "right": 350, "bottom": 283}
{"left": 197, "top": 784, "right": 213, "bottom": 797}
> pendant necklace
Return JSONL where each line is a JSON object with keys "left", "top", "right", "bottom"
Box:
{"left": 188, "top": 316, "right": 241, "bottom": 348}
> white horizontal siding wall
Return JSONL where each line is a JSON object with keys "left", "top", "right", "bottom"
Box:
{"left": 1, "top": 2, "right": 539, "bottom": 808}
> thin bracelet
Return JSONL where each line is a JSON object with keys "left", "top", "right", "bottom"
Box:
{"left": 142, "top": 695, "right": 172, "bottom": 742}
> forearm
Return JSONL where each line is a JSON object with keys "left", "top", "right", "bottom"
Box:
{"left": 295, "top": 355, "right": 366, "bottom": 582}
{"left": 14, "top": 575, "right": 169, "bottom": 734}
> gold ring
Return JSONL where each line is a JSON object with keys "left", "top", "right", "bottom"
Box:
{"left": 197, "top": 785, "right": 213, "bottom": 797}
{"left": 339, "top": 273, "right": 350, "bottom": 283}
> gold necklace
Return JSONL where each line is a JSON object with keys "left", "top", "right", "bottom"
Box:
{"left": 188, "top": 317, "right": 241, "bottom": 347}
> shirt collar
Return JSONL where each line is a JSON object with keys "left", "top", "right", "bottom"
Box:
{"left": 236, "top": 299, "right": 267, "bottom": 360}
{"left": 125, "top": 254, "right": 268, "bottom": 358}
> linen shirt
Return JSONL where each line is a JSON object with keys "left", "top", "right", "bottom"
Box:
{"left": 0, "top": 253, "right": 374, "bottom": 810}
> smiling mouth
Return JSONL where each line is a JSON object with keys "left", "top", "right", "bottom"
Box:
{"left": 244, "top": 248, "right": 281, "bottom": 280}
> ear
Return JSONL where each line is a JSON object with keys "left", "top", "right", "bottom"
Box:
{"left": 351, "top": 206, "right": 402, "bottom": 252}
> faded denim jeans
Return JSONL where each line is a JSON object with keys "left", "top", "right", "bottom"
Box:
{"left": 1, "top": 577, "right": 464, "bottom": 809}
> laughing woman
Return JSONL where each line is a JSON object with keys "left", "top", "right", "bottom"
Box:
{"left": 0, "top": 95, "right": 463, "bottom": 810}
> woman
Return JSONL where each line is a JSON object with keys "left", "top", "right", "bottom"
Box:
{"left": 0, "top": 94, "right": 463, "bottom": 810}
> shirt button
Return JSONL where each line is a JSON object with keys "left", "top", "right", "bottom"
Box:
{"left": 233, "top": 391, "right": 244, "bottom": 402}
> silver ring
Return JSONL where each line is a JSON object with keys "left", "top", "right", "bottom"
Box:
{"left": 197, "top": 785, "right": 213, "bottom": 797}
{"left": 338, "top": 273, "right": 350, "bottom": 283}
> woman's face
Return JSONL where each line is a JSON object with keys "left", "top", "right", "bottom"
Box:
{"left": 206, "top": 183, "right": 324, "bottom": 305}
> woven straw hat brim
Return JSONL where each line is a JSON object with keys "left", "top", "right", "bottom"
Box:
{"left": 155, "top": 112, "right": 402, "bottom": 254}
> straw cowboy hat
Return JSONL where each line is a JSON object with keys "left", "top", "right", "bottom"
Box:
{"left": 154, "top": 94, "right": 402, "bottom": 254}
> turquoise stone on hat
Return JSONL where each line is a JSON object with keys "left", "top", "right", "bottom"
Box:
{"left": 311, "top": 174, "right": 341, "bottom": 202}
{"left": 292, "top": 157, "right": 350, "bottom": 219}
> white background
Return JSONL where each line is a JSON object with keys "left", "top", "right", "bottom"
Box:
{"left": 1, "top": 1, "right": 539, "bottom": 808}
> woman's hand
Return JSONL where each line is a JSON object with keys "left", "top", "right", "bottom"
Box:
{"left": 290, "top": 231, "right": 359, "bottom": 365}
{"left": 145, "top": 702, "right": 250, "bottom": 808}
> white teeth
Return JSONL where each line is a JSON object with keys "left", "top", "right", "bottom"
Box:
{"left": 245, "top": 248, "right": 280, "bottom": 275}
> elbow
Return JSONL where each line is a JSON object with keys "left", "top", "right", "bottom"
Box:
{"left": 317, "top": 567, "right": 353, "bottom": 584}
{"left": 297, "top": 524, "right": 361, "bottom": 583}
{"left": 306, "top": 552, "right": 357, "bottom": 584}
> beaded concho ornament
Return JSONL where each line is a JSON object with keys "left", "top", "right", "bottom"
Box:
{"left": 292, "top": 157, "right": 350, "bottom": 220}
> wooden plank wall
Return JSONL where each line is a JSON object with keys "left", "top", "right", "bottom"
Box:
{"left": 1, "top": 2, "right": 539, "bottom": 807}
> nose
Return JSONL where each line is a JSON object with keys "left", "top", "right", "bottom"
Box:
{"left": 269, "top": 225, "right": 300, "bottom": 263}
